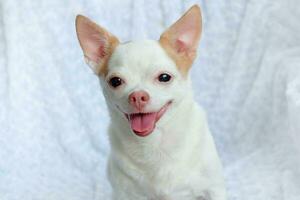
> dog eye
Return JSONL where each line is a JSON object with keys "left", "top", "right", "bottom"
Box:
{"left": 158, "top": 73, "right": 172, "bottom": 82}
{"left": 109, "top": 77, "right": 123, "bottom": 88}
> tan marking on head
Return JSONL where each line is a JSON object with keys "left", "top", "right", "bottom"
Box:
{"left": 98, "top": 37, "right": 119, "bottom": 76}
{"left": 75, "top": 15, "right": 119, "bottom": 76}
{"left": 159, "top": 5, "right": 202, "bottom": 77}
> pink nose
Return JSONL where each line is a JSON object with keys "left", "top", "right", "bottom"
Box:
{"left": 128, "top": 90, "right": 150, "bottom": 110}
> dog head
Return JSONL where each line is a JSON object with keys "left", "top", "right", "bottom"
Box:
{"left": 76, "top": 5, "right": 202, "bottom": 137}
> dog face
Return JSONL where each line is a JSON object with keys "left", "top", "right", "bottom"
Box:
{"left": 76, "top": 5, "right": 202, "bottom": 137}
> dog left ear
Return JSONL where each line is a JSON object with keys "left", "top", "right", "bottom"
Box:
{"left": 75, "top": 15, "right": 119, "bottom": 75}
{"left": 159, "top": 5, "right": 202, "bottom": 76}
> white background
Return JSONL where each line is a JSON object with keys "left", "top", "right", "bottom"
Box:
{"left": 0, "top": 0, "right": 300, "bottom": 199}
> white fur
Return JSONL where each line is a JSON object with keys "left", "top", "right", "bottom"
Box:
{"left": 95, "top": 40, "right": 227, "bottom": 200}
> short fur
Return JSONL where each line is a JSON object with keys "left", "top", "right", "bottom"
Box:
{"left": 76, "top": 5, "right": 227, "bottom": 200}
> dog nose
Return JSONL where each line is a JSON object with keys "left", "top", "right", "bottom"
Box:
{"left": 128, "top": 90, "right": 150, "bottom": 110}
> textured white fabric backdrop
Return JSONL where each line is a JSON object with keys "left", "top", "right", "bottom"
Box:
{"left": 0, "top": 0, "right": 300, "bottom": 199}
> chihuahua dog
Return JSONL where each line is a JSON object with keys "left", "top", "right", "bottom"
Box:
{"left": 76, "top": 5, "right": 226, "bottom": 200}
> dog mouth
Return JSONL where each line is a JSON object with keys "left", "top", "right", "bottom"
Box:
{"left": 124, "top": 101, "right": 172, "bottom": 137}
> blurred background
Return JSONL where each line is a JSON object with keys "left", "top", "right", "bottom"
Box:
{"left": 0, "top": 0, "right": 300, "bottom": 199}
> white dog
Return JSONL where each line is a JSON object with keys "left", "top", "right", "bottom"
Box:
{"left": 76, "top": 5, "right": 227, "bottom": 200}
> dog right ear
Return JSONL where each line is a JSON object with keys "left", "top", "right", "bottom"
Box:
{"left": 75, "top": 15, "right": 119, "bottom": 75}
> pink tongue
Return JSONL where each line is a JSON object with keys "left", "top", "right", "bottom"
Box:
{"left": 129, "top": 113, "right": 157, "bottom": 133}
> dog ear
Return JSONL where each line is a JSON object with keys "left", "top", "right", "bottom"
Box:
{"left": 159, "top": 5, "right": 202, "bottom": 76}
{"left": 75, "top": 15, "right": 119, "bottom": 75}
